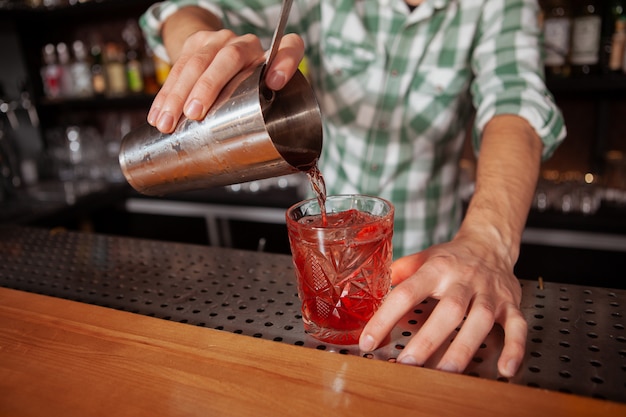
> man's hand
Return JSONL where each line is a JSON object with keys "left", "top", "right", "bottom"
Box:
{"left": 360, "top": 114, "right": 543, "bottom": 378}
{"left": 359, "top": 234, "right": 527, "bottom": 378}
{"left": 148, "top": 6, "right": 304, "bottom": 133}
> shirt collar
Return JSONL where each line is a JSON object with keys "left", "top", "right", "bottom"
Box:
{"left": 404, "top": 0, "right": 451, "bottom": 24}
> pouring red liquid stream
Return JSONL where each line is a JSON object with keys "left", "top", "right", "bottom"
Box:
{"left": 305, "top": 164, "right": 327, "bottom": 225}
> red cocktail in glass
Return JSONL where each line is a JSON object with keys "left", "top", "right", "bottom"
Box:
{"left": 286, "top": 195, "right": 394, "bottom": 344}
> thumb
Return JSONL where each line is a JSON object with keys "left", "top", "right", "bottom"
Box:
{"left": 265, "top": 34, "right": 305, "bottom": 90}
{"left": 390, "top": 250, "right": 428, "bottom": 286}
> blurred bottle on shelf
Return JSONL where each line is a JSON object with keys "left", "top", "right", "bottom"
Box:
{"left": 122, "top": 19, "right": 145, "bottom": 94}
{"left": 612, "top": 19, "right": 626, "bottom": 73}
{"left": 600, "top": 0, "right": 626, "bottom": 74}
{"left": 56, "top": 42, "right": 74, "bottom": 97}
{"left": 542, "top": 0, "right": 572, "bottom": 77}
{"left": 103, "top": 42, "right": 127, "bottom": 97}
{"left": 142, "top": 45, "right": 159, "bottom": 95}
{"left": 90, "top": 43, "right": 107, "bottom": 96}
{"left": 125, "top": 49, "right": 144, "bottom": 94}
{"left": 40, "top": 43, "right": 63, "bottom": 99}
{"left": 153, "top": 50, "right": 171, "bottom": 87}
{"left": 570, "top": 0, "right": 603, "bottom": 76}
{"left": 70, "top": 40, "right": 94, "bottom": 98}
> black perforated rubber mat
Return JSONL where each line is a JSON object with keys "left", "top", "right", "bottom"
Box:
{"left": 0, "top": 225, "right": 624, "bottom": 403}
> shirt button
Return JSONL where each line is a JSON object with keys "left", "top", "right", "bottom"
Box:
{"left": 390, "top": 69, "right": 398, "bottom": 76}
{"left": 371, "top": 164, "right": 380, "bottom": 172}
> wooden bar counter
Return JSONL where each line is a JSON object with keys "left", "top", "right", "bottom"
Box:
{"left": 0, "top": 225, "right": 625, "bottom": 416}
{"left": 0, "top": 286, "right": 623, "bottom": 417}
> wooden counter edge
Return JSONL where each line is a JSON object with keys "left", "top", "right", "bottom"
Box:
{"left": 0, "top": 286, "right": 624, "bottom": 417}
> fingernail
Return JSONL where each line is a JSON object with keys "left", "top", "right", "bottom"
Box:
{"left": 147, "top": 106, "right": 161, "bottom": 125}
{"left": 503, "top": 359, "right": 518, "bottom": 377}
{"left": 184, "top": 99, "right": 204, "bottom": 120}
{"left": 266, "top": 70, "right": 286, "bottom": 90}
{"left": 359, "top": 334, "right": 376, "bottom": 352}
{"left": 398, "top": 355, "right": 418, "bottom": 366}
{"left": 156, "top": 111, "right": 175, "bottom": 132}
{"left": 438, "top": 362, "right": 459, "bottom": 373}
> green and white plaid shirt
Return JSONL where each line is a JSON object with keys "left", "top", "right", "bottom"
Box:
{"left": 140, "top": 0, "right": 566, "bottom": 258}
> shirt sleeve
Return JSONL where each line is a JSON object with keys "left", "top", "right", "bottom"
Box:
{"left": 469, "top": 0, "right": 567, "bottom": 160}
{"left": 138, "top": 0, "right": 294, "bottom": 64}
{"left": 138, "top": 1, "right": 216, "bottom": 63}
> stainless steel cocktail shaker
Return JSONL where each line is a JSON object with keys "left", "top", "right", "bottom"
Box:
{"left": 118, "top": 64, "right": 322, "bottom": 196}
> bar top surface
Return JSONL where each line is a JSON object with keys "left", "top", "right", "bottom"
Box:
{"left": 0, "top": 225, "right": 624, "bottom": 412}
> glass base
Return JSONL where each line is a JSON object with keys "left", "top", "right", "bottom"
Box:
{"left": 304, "top": 323, "right": 362, "bottom": 345}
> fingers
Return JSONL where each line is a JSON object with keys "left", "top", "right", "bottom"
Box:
{"left": 361, "top": 246, "right": 527, "bottom": 377}
{"left": 423, "top": 297, "right": 526, "bottom": 378}
{"left": 148, "top": 31, "right": 305, "bottom": 134}
{"left": 149, "top": 30, "right": 229, "bottom": 131}
{"left": 148, "top": 30, "right": 265, "bottom": 133}
{"left": 359, "top": 276, "right": 431, "bottom": 353}
{"left": 372, "top": 286, "right": 525, "bottom": 377}
{"left": 496, "top": 304, "right": 527, "bottom": 377}
{"left": 395, "top": 286, "right": 471, "bottom": 367}
{"left": 182, "top": 33, "right": 265, "bottom": 119}
{"left": 433, "top": 294, "right": 495, "bottom": 373}
{"left": 264, "top": 33, "right": 305, "bottom": 90}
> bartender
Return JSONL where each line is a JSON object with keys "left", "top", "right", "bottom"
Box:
{"left": 138, "top": 0, "right": 567, "bottom": 377}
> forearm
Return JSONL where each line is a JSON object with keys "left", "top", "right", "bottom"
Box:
{"left": 161, "top": 6, "right": 223, "bottom": 63}
{"left": 458, "top": 114, "right": 543, "bottom": 268}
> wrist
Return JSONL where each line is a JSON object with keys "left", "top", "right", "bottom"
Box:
{"left": 456, "top": 202, "right": 522, "bottom": 269}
